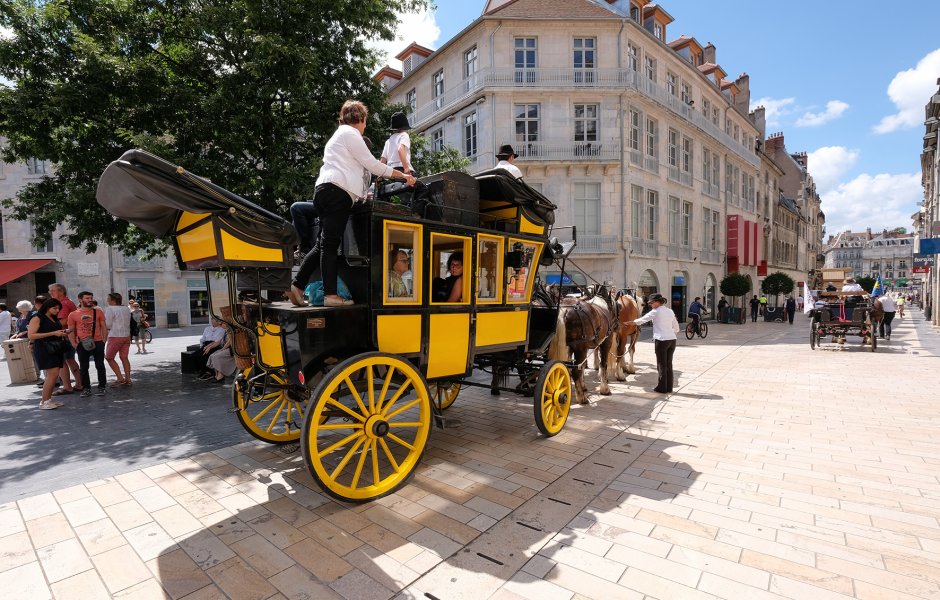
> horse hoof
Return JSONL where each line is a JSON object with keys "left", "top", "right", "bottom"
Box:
{"left": 616, "top": 375, "right": 626, "bottom": 382}
{"left": 580, "top": 399, "right": 589, "bottom": 405}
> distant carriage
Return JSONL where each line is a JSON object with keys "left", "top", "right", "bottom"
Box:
{"left": 97, "top": 150, "right": 583, "bottom": 502}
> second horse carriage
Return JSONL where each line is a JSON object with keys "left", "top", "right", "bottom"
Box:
{"left": 97, "top": 149, "right": 582, "bottom": 502}
{"left": 807, "top": 269, "right": 880, "bottom": 352}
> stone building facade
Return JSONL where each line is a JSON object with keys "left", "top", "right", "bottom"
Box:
{"left": 918, "top": 78, "right": 939, "bottom": 324}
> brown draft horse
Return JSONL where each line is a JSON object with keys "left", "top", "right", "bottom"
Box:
{"left": 611, "top": 292, "right": 643, "bottom": 380}
{"left": 548, "top": 289, "right": 618, "bottom": 404}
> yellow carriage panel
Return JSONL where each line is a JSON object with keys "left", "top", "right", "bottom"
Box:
{"left": 257, "top": 323, "right": 285, "bottom": 368}
{"left": 476, "top": 311, "right": 529, "bottom": 347}
{"left": 519, "top": 215, "right": 545, "bottom": 236}
{"left": 376, "top": 314, "right": 422, "bottom": 354}
{"left": 220, "top": 229, "right": 286, "bottom": 263}
{"left": 427, "top": 313, "right": 470, "bottom": 378}
{"left": 176, "top": 216, "right": 218, "bottom": 266}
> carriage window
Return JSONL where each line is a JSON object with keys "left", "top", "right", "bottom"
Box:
{"left": 506, "top": 239, "right": 542, "bottom": 304}
{"left": 384, "top": 221, "right": 422, "bottom": 304}
{"left": 430, "top": 233, "right": 471, "bottom": 305}
{"left": 477, "top": 235, "right": 504, "bottom": 303}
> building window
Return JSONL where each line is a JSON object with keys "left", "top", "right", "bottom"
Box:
{"left": 463, "top": 111, "right": 477, "bottom": 158}
{"left": 406, "top": 88, "right": 417, "bottom": 114}
{"left": 631, "top": 185, "right": 642, "bottom": 238}
{"left": 711, "top": 209, "right": 719, "bottom": 251}
{"left": 668, "top": 195, "right": 679, "bottom": 245}
{"left": 514, "top": 103, "right": 540, "bottom": 148}
{"left": 645, "top": 117, "right": 657, "bottom": 158}
{"left": 464, "top": 45, "right": 478, "bottom": 80}
{"left": 30, "top": 221, "right": 53, "bottom": 253}
{"left": 627, "top": 43, "right": 639, "bottom": 71}
{"left": 667, "top": 128, "right": 679, "bottom": 168}
{"left": 712, "top": 107, "right": 720, "bottom": 126}
{"left": 573, "top": 104, "right": 598, "bottom": 143}
{"left": 573, "top": 38, "right": 596, "bottom": 84}
{"left": 681, "top": 136, "right": 693, "bottom": 176}
{"left": 681, "top": 201, "right": 692, "bottom": 247}
{"left": 514, "top": 37, "right": 537, "bottom": 83}
{"left": 653, "top": 22, "right": 663, "bottom": 40}
{"left": 27, "top": 158, "right": 48, "bottom": 175}
{"left": 702, "top": 98, "right": 711, "bottom": 117}
{"left": 733, "top": 123, "right": 740, "bottom": 143}
{"left": 712, "top": 154, "right": 720, "bottom": 192}
{"left": 574, "top": 182, "right": 601, "bottom": 235}
{"left": 666, "top": 72, "right": 677, "bottom": 97}
{"left": 681, "top": 82, "right": 692, "bottom": 105}
{"left": 629, "top": 108, "right": 641, "bottom": 152}
{"left": 646, "top": 190, "right": 658, "bottom": 241}
{"left": 432, "top": 69, "right": 444, "bottom": 110}
{"left": 644, "top": 56, "right": 656, "bottom": 82}
{"left": 431, "top": 128, "right": 444, "bottom": 152}
{"left": 703, "top": 148, "right": 712, "bottom": 184}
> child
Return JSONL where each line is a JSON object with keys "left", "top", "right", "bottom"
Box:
{"left": 380, "top": 112, "right": 414, "bottom": 176}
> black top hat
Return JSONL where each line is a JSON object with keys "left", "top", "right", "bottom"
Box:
{"left": 648, "top": 293, "right": 667, "bottom": 304}
{"left": 496, "top": 144, "right": 517, "bottom": 160}
{"left": 389, "top": 112, "right": 411, "bottom": 131}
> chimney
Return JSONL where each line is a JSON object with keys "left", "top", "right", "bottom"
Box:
{"left": 750, "top": 106, "right": 767, "bottom": 139}
{"left": 703, "top": 42, "right": 716, "bottom": 64}
{"left": 734, "top": 72, "right": 750, "bottom": 115}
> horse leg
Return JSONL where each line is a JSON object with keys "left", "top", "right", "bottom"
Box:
{"left": 573, "top": 348, "right": 588, "bottom": 404}
{"left": 612, "top": 329, "right": 627, "bottom": 381}
{"left": 626, "top": 331, "right": 638, "bottom": 374}
{"left": 597, "top": 337, "right": 612, "bottom": 395}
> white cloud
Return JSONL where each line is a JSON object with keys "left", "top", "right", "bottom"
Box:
{"left": 750, "top": 96, "right": 796, "bottom": 128}
{"left": 796, "top": 100, "right": 850, "bottom": 127}
{"left": 873, "top": 47, "right": 940, "bottom": 134}
{"left": 807, "top": 146, "right": 859, "bottom": 195}
{"left": 820, "top": 172, "right": 922, "bottom": 234}
{"left": 368, "top": 8, "right": 441, "bottom": 70}
{"left": 0, "top": 27, "right": 13, "bottom": 40}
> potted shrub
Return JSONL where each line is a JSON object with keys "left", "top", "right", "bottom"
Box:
{"left": 719, "top": 273, "right": 751, "bottom": 323}
{"left": 761, "top": 272, "right": 794, "bottom": 321}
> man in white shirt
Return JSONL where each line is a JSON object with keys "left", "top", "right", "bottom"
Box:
{"left": 632, "top": 293, "right": 680, "bottom": 394}
{"left": 0, "top": 304, "right": 12, "bottom": 339}
{"left": 495, "top": 144, "right": 524, "bottom": 179}
{"left": 841, "top": 278, "right": 864, "bottom": 292}
{"left": 876, "top": 293, "right": 896, "bottom": 339}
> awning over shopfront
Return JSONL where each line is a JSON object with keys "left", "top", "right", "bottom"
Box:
{"left": 0, "top": 259, "right": 54, "bottom": 286}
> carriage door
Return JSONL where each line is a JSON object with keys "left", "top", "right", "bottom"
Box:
{"left": 427, "top": 234, "right": 472, "bottom": 379}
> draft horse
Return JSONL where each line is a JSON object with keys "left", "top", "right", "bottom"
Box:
{"left": 611, "top": 292, "right": 643, "bottom": 381}
{"left": 548, "top": 288, "right": 618, "bottom": 404}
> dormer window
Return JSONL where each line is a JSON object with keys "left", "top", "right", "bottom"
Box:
{"left": 654, "top": 23, "right": 663, "bottom": 39}
{"left": 630, "top": 5, "right": 640, "bottom": 23}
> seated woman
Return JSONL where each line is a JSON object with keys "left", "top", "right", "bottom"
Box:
{"left": 432, "top": 252, "right": 463, "bottom": 302}
{"left": 205, "top": 323, "right": 236, "bottom": 384}
{"left": 388, "top": 250, "right": 411, "bottom": 298}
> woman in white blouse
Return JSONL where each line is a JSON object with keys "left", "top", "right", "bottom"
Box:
{"left": 288, "top": 100, "right": 416, "bottom": 307}
{"left": 632, "top": 293, "right": 680, "bottom": 394}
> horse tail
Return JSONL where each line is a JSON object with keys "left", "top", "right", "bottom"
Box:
{"left": 548, "top": 308, "right": 568, "bottom": 362}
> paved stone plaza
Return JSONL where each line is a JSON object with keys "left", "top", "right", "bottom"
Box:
{"left": 1, "top": 312, "right": 939, "bottom": 600}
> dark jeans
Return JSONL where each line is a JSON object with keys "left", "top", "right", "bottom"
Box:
{"left": 750, "top": 306, "right": 759, "bottom": 321}
{"left": 653, "top": 339, "right": 676, "bottom": 393}
{"left": 688, "top": 313, "right": 700, "bottom": 333}
{"left": 880, "top": 311, "right": 896, "bottom": 337}
{"left": 293, "top": 183, "right": 353, "bottom": 296}
{"left": 786, "top": 308, "right": 795, "bottom": 324}
{"left": 289, "top": 201, "right": 319, "bottom": 253}
{"left": 77, "top": 341, "right": 107, "bottom": 389}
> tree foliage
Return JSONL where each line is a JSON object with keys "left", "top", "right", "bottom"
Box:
{"left": 760, "top": 272, "right": 795, "bottom": 306}
{"left": 0, "top": 0, "right": 428, "bottom": 255}
{"left": 720, "top": 273, "right": 751, "bottom": 303}
{"left": 856, "top": 276, "right": 877, "bottom": 293}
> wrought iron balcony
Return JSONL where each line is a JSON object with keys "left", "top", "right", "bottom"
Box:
{"left": 572, "top": 234, "right": 620, "bottom": 255}
{"left": 631, "top": 238, "right": 659, "bottom": 257}
{"left": 667, "top": 245, "right": 693, "bottom": 260}
{"left": 515, "top": 142, "right": 620, "bottom": 162}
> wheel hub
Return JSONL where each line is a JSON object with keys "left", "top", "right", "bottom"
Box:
{"left": 554, "top": 390, "right": 569, "bottom": 407}
{"left": 364, "top": 414, "right": 390, "bottom": 439}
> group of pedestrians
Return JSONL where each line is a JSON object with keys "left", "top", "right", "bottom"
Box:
{"left": 6, "top": 284, "right": 150, "bottom": 410}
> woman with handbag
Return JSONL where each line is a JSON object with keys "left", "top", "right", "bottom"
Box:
{"left": 27, "top": 298, "right": 70, "bottom": 410}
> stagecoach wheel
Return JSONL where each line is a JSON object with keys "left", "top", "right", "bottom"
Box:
{"left": 534, "top": 360, "right": 573, "bottom": 437}
{"left": 429, "top": 382, "right": 461, "bottom": 410}
{"left": 684, "top": 323, "right": 695, "bottom": 340}
{"left": 301, "top": 352, "right": 431, "bottom": 503}
{"left": 233, "top": 367, "right": 309, "bottom": 444}
{"left": 699, "top": 322, "right": 708, "bottom": 339}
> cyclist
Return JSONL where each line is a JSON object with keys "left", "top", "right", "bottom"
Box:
{"left": 688, "top": 296, "right": 705, "bottom": 335}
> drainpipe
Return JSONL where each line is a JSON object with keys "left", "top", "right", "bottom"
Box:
{"left": 618, "top": 19, "right": 627, "bottom": 288}
{"left": 489, "top": 21, "right": 503, "bottom": 162}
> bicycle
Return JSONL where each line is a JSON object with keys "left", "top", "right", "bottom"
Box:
{"left": 685, "top": 318, "right": 708, "bottom": 340}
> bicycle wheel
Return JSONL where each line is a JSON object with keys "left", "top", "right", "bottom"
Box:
{"left": 685, "top": 323, "right": 694, "bottom": 340}
{"left": 699, "top": 322, "right": 708, "bottom": 338}
{"left": 143, "top": 329, "right": 153, "bottom": 344}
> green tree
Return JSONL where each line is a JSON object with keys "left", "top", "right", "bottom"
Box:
{"left": 0, "top": 0, "right": 428, "bottom": 255}
{"left": 370, "top": 103, "right": 470, "bottom": 175}
{"left": 760, "top": 272, "right": 795, "bottom": 307}
{"left": 720, "top": 273, "right": 751, "bottom": 321}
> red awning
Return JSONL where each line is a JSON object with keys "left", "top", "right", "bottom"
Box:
{"left": 0, "top": 259, "right": 54, "bottom": 286}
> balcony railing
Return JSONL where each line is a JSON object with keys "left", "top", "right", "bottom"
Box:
{"left": 572, "top": 234, "right": 620, "bottom": 255}
{"left": 667, "top": 164, "right": 680, "bottom": 182}
{"left": 703, "top": 181, "right": 720, "bottom": 198}
{"left": 679, "top": 171, "right": 693, "bottom": 187}
{"left": 667, "top": 245, "right": 693, "bottom": 260}
{"left": 629, "top": 149, "right": 643, "bottom": 166}
{"left": 515, "top": 142, "right": 620, "bottom": 162}
{"left": 644, "top": 155, "right": 659, "bottom": 174}
{"left": 701, "top": 250, "right": 721, "bottom": 264}
{"left": 631, "top": 238, "right": 659, "bottom": 257}
{"left": 403, "top": 67, "right": 759, "bottom": 167}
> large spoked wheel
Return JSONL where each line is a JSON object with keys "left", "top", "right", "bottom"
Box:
{"left": 429, "top": 381, "right": 460, "bottom": 410}
{"left": 301, "top": 352, "right": 431, "bottom": 503}
{"left": 234, "top": 368, "right": 308, "bottom": 444}
{"left": 698, "top": 322, "right": 708, "bottom": 339}
{"left": 684, "top": 323, "right": 695, "bottom": 340}
{"left": 534, "top": 360, "right": 573, "bottom": 437}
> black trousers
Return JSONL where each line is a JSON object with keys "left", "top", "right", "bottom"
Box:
{"left": 786, "top": 308, "right": 795, "bottom": 324}
{"left": 880, "top": 311, "right": 895, "bottom": 337}
{"left": 653, "top": 339, "right": 676, "bottom": 393}
{"left": 195, "top": 342, "right": 222, "bottom": 374}
{"left": 293, "top": 183, "right": 353, "bottom": 296}
{"left": 77, "top": 341, "right": 107, "bottom": 389}
{"left": 750, "top": 306, "right": 758, "bottom": 321}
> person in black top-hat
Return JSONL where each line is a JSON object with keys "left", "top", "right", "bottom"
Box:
{"left": 380, "top": 112, "right": 414, "bottom": 176}
{"left": 495, "top": 144, "right": 523, "bottom": 179}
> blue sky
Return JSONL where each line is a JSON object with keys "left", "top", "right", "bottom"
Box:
{"left": 374, "top": 1, "right": 940, "bottom": 238}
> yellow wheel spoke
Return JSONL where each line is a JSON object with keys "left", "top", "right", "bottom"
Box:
{"left": 386, "top": 432, "right": 416, "bottom": 452}
{"left": 387, "top": 421, "right": 422, "bottom": 428}
{"left": 326, "top": 396, "right": 367, "bottom": 422}
{"left": 375, "top": 366, "right": 395, "bottom": 414}
{"left": 317, "top": 431, "right": 362, "bottom": 459}
{"left": 351, "top": 439, "right": 370, "bottom": 489}
{"left": 329, "top": 437, "right": 366, "bottom": 481}
{"left": 284, "top": 402, "right": 293, "bottom": 431}
{"left": 265, "top": 400, "right": 287, "bottom": 433}
{"left": 385, "top": 397, "right": 420, "bottom": 421}
{"left": 318, "top": 422, "right": 362, "bottom": 431}
{"left": 293, "top": 401, "right": 305, "bottom": 421}
{"left": 378, "top": 438, "right": 401, "bottom": 472}
{"left": 250, "top": 395, "right": 282, "bottom": 422}
{"left": 366, "top": 365, "right": 375, "bottom": 414}
{"left": 381, "top": 380, "right": 413, "bottom": 417}
{"left": 344, "top": 375, "right": 369, "bottom": 417}
{"left": 371, "top": 440, "right": 380, "bottom": 486}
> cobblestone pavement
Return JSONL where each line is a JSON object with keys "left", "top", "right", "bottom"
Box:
{"left": 1, "top": 311, "right": 939, "bottom": 599}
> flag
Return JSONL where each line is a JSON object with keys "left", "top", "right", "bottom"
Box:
{"left": 871, "top": 274, "right": 883, "bottom": 298}
{"left": 803, "top": 280, "right": 814, "bottom": 315}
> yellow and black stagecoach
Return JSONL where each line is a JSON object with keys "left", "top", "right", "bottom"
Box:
{"left": 97, "top": 149, "right": 574, "bottom": 502}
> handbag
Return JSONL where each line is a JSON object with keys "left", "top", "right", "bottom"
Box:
{"left": 43, "top": 336, "right": 70, "bottom": 356}
{"left": 80, "top": 309, "right": 99, "bottom": 351}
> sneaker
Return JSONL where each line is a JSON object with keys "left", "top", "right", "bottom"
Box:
{"left": 80, "top": 389, "right": 92, "bottom": 398}
{"left": 96, "top": 387, "right": 106, "bottom": 396}
{"left": 323, "top": 296, "right": 354, "bottom": 307}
